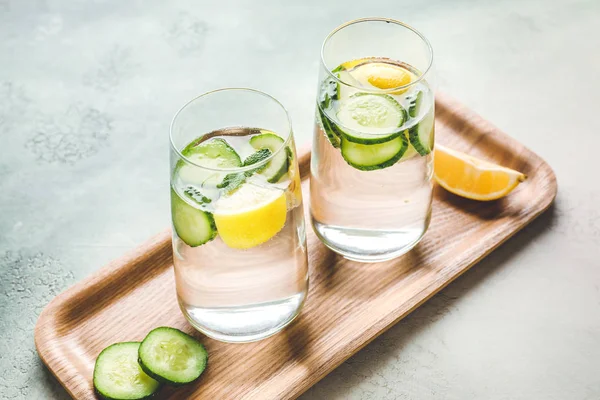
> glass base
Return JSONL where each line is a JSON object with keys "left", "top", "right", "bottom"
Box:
{"left": 179, "top": 292, "right": 306, "bottom": 343}
{"left": 312, "top": 219, "right": 428, "bottom": 263}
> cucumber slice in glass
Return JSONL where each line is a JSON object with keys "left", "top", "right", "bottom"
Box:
{"left": 318, "top": 107, "right": 341, "bottom": 148}
{"left": 406, "top": 90, "right": 434, "bottom": 155}
{"left": 182, "top": 138, "right": 241, "bottom": 166}
{"left": 93, "top": 342, "right": 161, "bottom": 400}
{"left": 340, "top": 135, "right": 408, "bottom": 171}
{"left": 249, "top": 132, "right": 289, "bottom": 183}
{"left": 171, "top": 188, "right": 216, "bottom": 247}
{"left": 408, "top": 90, "right": 423, "bottom": 118}
{"left": 335, "top": 93, "right": 407, "bottom": 144}
{"left": 399, "top": 129, "right": 419, "bottom": 161}
{"left": 335, "top": 69, "right": 360, "bottom": 100}
{"left": 408, "top": 110, "right": 434, "bottom": 156}
{"left": 138, "top": 327, "right": 208, "bottom": 386}
{"left": 177, "top": 138, "right": 242, "bottom": 186}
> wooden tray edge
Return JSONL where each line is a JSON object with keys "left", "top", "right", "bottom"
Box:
{"left": 34, "top": 94, "right": 558, "bottom": 400}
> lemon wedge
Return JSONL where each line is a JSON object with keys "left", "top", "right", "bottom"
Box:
{"left": 434, "top": 144, "right": 527, "bottom": 201}
{"left": 214, "top": 183, "right": 287, "bottom": 249}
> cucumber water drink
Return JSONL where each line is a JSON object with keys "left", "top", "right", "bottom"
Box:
{"left": 311, "top": 19, "right": 435, "bottom": 262}
{"left": 170, "top": 90, "right": 308, "bottom": 343}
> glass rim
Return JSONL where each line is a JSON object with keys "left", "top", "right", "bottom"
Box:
{"left": 320, "top": 17, "right": 434, "bottom": 94}
{"left": 169, "top": 87, "right": 293, "bottom": 173}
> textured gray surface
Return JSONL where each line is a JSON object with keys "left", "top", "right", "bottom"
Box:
{"left": 1, "top": 0, "right": 599, "bottom": 399}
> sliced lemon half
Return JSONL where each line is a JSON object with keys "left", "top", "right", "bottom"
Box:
{"left": 214, "top": 183, "right": 287, "bottom": 249}
{"left": 349, "top": 62, "right": 413, "bottom": 94}
{"left": 434, "top": 144, "right": 527, "bottom": 201}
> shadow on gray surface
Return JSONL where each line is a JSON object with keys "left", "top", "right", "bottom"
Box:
{"left": 40, "top": 359, "right": 71, "bottom": 400}
{"left": 302, "top": 203, "right": 557, "bottom": 398}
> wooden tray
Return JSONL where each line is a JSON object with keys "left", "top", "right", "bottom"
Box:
{"left": 35, "top": 93, "right": 557, "bottom": 400}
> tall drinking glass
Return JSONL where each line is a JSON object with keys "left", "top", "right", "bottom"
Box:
{"left": 310, "top": 18, "right": 435, "bottom": 262}
{"left": 170, "top": 88, "right": 308, "bottom": 343}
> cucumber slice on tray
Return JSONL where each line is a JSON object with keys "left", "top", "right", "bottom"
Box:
{"left": 94, "top": 342, "right": 161, "bottom": 400}
{"left": 249, "top": 132, "right": 290, "bottom": 183}
{"left": 138, "top": 327, "right": 208, "bottom": 386}
{"left": 171, "top": 188, "right": 216, "bottom": 247}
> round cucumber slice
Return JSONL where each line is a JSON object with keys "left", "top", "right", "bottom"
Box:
{"left": 138, "top": 327, "right": 208, "bottom": 386}
{"left": 249, "top": 132, "right": 290, "bottom": 183}
{"left": 182, "top": 138, "right": 241, "bottom": 167}
{"left": 177, "top": 138, "right": 242, "bottom": 186}
{"left": 171, "top": 188, "right": 216, "bottom": 247}
{"left": 340, "top": 135, "right": 408, "bottom": 171}
{"left": 335, "top": 93, "right": 407, "bottom": 144}
{"left": 408, "top": 110, "right": 435, "bottom": 156}
{"left": 94, "top": 342, "right": 161, "bottom": 400}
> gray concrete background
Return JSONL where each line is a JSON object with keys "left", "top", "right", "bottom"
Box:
{"left": 1, "top": 0, "right": 599, "bottom": 399}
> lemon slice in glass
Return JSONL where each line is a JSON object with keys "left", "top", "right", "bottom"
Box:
{"left": 340, "top": 57, "right": 370, "bottom": 70}
{"left": 349, "top": 62, "right": 413, "bottom": 94}
{"left": 214, "top": 183, "right": 287, "bottom": 249}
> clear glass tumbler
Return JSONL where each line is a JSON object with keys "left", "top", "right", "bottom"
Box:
{"left": 170, "top": 88, "right": 308, "bottom": 343}
{"left": 310, "top": 18, "right": 435, "bottom": 262}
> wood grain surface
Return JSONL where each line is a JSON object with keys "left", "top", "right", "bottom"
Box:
{"left": 34, "top": 93, "right": 557, "bottom": 400}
